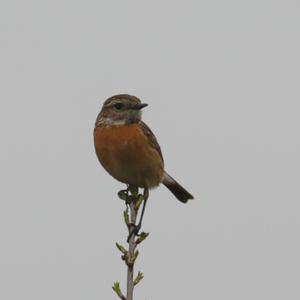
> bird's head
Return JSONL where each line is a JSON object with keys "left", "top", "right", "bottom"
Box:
{"left": 96, "top": 94, "right": 148, "bottom": 126}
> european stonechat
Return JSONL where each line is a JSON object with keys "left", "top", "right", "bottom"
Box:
{"left": 94, "top": 94, "right": 194, "bottom": 203}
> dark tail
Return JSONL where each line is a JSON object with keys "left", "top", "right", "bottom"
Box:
{"left": 162, "top": 172, "right": 194, "bottom": 203}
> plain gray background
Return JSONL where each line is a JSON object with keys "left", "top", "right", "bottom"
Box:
{"left": 1, "top": 0, "right": 299, "bottom": 299}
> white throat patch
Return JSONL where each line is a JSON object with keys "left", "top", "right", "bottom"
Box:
{"left": 104, "top": 117, "right": 127, "bottom": 126}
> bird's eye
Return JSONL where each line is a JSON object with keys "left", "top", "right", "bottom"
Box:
{"left": 114, "top": 102, "right": 124, "bottom": 110}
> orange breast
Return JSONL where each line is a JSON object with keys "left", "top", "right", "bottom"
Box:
{"left": 94, "top": 124, "right": 164, "bottom": 188}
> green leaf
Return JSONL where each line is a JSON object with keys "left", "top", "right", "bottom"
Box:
{"left": 123, "top": 208, "right": 130, "bottom": 226}
{"left": 135, "top": 194, "right": 144, "bottom": 210}
{"left": 112, "top": 282, "right": 126, "bottom": 300}
{"left": 118, "top": 190, "right": 128, "bottom": 201}
{"left": 133, "top": 249, "right": 139, "bottom": 262}
{"left": 134, "top": 271, "right": 144, "bottom": 286}
{"left": 115, "top": 243, "right": 127, "bottom": 255}
{"left": 136, "top": 232, "right": 149, "bottom": 244}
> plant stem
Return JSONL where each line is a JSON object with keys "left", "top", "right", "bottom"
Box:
{"left": 114, "top": 187, "right": 149, "bottom": 300}
{"left": 127, "top": 200, "right": 137, "bottom": 300}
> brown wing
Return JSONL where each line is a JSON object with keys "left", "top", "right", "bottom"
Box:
{"left": 139, "top": 121, "right": 164, "bottom": 163}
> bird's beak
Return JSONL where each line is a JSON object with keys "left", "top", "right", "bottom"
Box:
{"left": 132, "top": 103, "right": 148, "bottom": 110}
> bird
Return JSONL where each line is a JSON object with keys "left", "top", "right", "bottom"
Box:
{"left": 94, "top": 94, "right": 194, "bottom": 204}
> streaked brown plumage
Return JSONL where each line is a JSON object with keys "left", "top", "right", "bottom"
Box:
{"left": 94, "top": 94, "right": 193, "bottom": 203}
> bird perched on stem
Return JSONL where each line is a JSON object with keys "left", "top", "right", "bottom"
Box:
{"left": 94, "top": 94, "right": 194, "bottom": 203}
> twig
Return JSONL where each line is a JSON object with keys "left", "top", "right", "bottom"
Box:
{"left": 113, "top": 186, "right": 149, "bottom": 300}
{"left": 127, "top": 199, "right": 138, "bottom": 300}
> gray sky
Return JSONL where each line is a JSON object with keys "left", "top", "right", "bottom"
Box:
{"left": 1, "top": 1, "right": 300, "bottom": 299}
